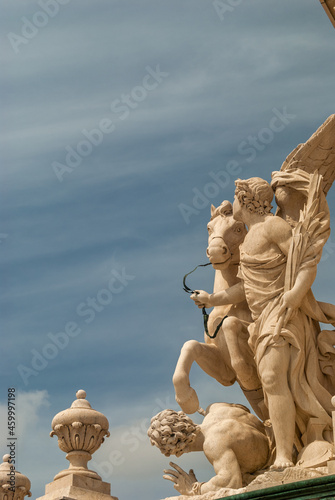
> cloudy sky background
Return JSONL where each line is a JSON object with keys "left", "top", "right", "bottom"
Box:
{"left": 1, "top": 1, "right": 335, "bottom": 498}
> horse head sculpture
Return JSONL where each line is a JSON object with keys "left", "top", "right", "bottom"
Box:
{"left": 206, "top": 201, "right": 247, "bottom": 270}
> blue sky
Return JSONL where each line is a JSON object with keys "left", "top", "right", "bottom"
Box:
{"left": 1, "top": 1, "right": 335, "bottom": 499}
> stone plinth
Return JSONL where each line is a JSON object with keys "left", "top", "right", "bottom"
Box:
{"left": 36, "top": 473, "right": 118, "bottom": 500}
{"left": 224, "top": 474, "right": 335, "bottom": 500}
{"left": 162, "top": 473, "right": 335, "bottom": 500}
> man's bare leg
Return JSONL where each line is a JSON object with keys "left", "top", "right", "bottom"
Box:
{"left": 258, "top": 343, "right": 295, "bottom": 468}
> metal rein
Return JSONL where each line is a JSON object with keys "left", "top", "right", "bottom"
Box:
{"left": 183, "top": 263, "right": 226, "bottom": 339}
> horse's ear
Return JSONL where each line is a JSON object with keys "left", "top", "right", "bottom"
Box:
{"left": 211, "top": 204, "right": 216, "bottom": 217}
{"left": 220, "top": 200, "right": 233, "bottom": 216}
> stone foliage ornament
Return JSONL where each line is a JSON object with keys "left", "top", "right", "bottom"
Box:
{"left": 50, "top": 389, "right": 110, "bottom": 481}
{"left": 152, "top": 115, "right": 335, "bottom": 498}
{"left": 0, "top": 454, "right": 31, "bottom": 500}
{"left": 37, "top": 390, "right": 118, "bottom": 500}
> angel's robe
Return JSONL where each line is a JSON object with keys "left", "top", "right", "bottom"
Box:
{"left": 238, "top": 249, "right": 335, "bottom": 447}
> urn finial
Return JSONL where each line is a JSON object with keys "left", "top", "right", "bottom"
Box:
{"left": 0, "top": 454, "right": 31, "bottom": 499}
{"left": 50, "top": 389, "right": 110, "bottom": 481}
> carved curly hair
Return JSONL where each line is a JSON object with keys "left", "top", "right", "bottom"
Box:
{"left": 235, "top": 177, "right": 273, "bottom": 216}
{"left": 147, "top": 409, "right": 198, "bottom": 457}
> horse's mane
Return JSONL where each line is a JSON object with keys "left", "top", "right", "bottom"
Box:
{"left": 210, "top": 200, "right": 233, "bottom": 221}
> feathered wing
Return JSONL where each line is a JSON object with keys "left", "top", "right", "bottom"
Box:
{"left": 280, "top": 114, "right": 335, "bottom": 195}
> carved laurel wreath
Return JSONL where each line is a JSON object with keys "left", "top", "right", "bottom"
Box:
{"left": 235, "top": 181, "right": 273, "bottom": 216}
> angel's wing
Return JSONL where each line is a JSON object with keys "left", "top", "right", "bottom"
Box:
{"left": 280, "top": 114, "right": 335, "bottom": 195}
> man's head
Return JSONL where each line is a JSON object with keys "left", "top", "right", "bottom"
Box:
{"left": 148, "top": 409, "right": 198, "bottom": 457}
{"left": 234, "top": 177, "right": 273, "bottom": 217}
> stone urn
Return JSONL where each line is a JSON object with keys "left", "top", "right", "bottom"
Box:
{"left": 50, "top": 389, "right": 110, "bottom": 481}
{"left": 0, "top": 454, "right": 31, "bottom": 499}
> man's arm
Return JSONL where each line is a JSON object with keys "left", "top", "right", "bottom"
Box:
{"left": 284, "top": 265, "right": 317, "bottom": 307}
{"left": 200, "top": 449, "right": 244, "bottom": 493}
{"left": 190, "top": 282, "right": 245, "bottom": 309}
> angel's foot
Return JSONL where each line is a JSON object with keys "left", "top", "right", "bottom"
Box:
{"left": 270, "top": 457, "right": 294, "bottom": 470}
{"left": 175, "top": 386, "right": 199, "bottom": 414}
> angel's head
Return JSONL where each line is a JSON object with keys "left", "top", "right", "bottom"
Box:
{"left": 271, "top": 169, "right": 310, "bottom": 225}
{"left": 148, "top": 409, "right": 199, "bottom": 457}
{"left": 234, "top": 177, "right": 273, "bottom": 220}
{"left": 271, "top": 169, "right": 310, "bottom": 196}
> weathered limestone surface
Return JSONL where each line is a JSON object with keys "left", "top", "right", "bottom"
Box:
{"left": 0, "top": 454, "right": 31, "bottom": 499}
{"left": 150, "top": 116, "right": 335, "bottom": 497}
{"left": 36, "top": 390, "right": 118, "bottom": 500}
{"left": 149, "top": 404, "right": 271, "bottom": 495}
{"left": 36, "top": 473, "right": 117, "bottom": 500}
{"left": 162, "top": 472, "right": 335, "bottom": 500}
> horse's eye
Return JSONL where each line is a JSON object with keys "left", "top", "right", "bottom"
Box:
{"left": 235, "top": 227, "right": 241, "bottom": 233}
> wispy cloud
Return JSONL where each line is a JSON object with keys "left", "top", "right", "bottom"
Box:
{"left": 1, "top": 1, "right": 335, "bottom": 499}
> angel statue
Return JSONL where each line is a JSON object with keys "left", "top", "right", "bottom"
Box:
{"left": 191, "top": 115, "right": 335, "bottom": 470}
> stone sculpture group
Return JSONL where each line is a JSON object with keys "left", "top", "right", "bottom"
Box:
{"left": 148, "top": 115, "right": 335, "bottom": 498}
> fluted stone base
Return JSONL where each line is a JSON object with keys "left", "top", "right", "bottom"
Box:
{"left": 36, "top": 473, "right": 118, "bottom": 500}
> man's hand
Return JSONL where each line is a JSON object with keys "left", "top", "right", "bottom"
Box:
{"left": 190, "top": 290, "right": 212, "bottom": 309}
{"left": 277, "top": 290, "right": 301, "bottom": 321}
{"left": 163, "top": 462, "right": 198, "bottom": 495}
{"left": 274, "top": 290, "right": 300, "bottom": 339}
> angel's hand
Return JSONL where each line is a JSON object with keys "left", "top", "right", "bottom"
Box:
{"left": 163, "top": 462, "right": 198, "bottom": 495}
{"left": 190, "top": 290, "right": 212, "bottom": 308}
